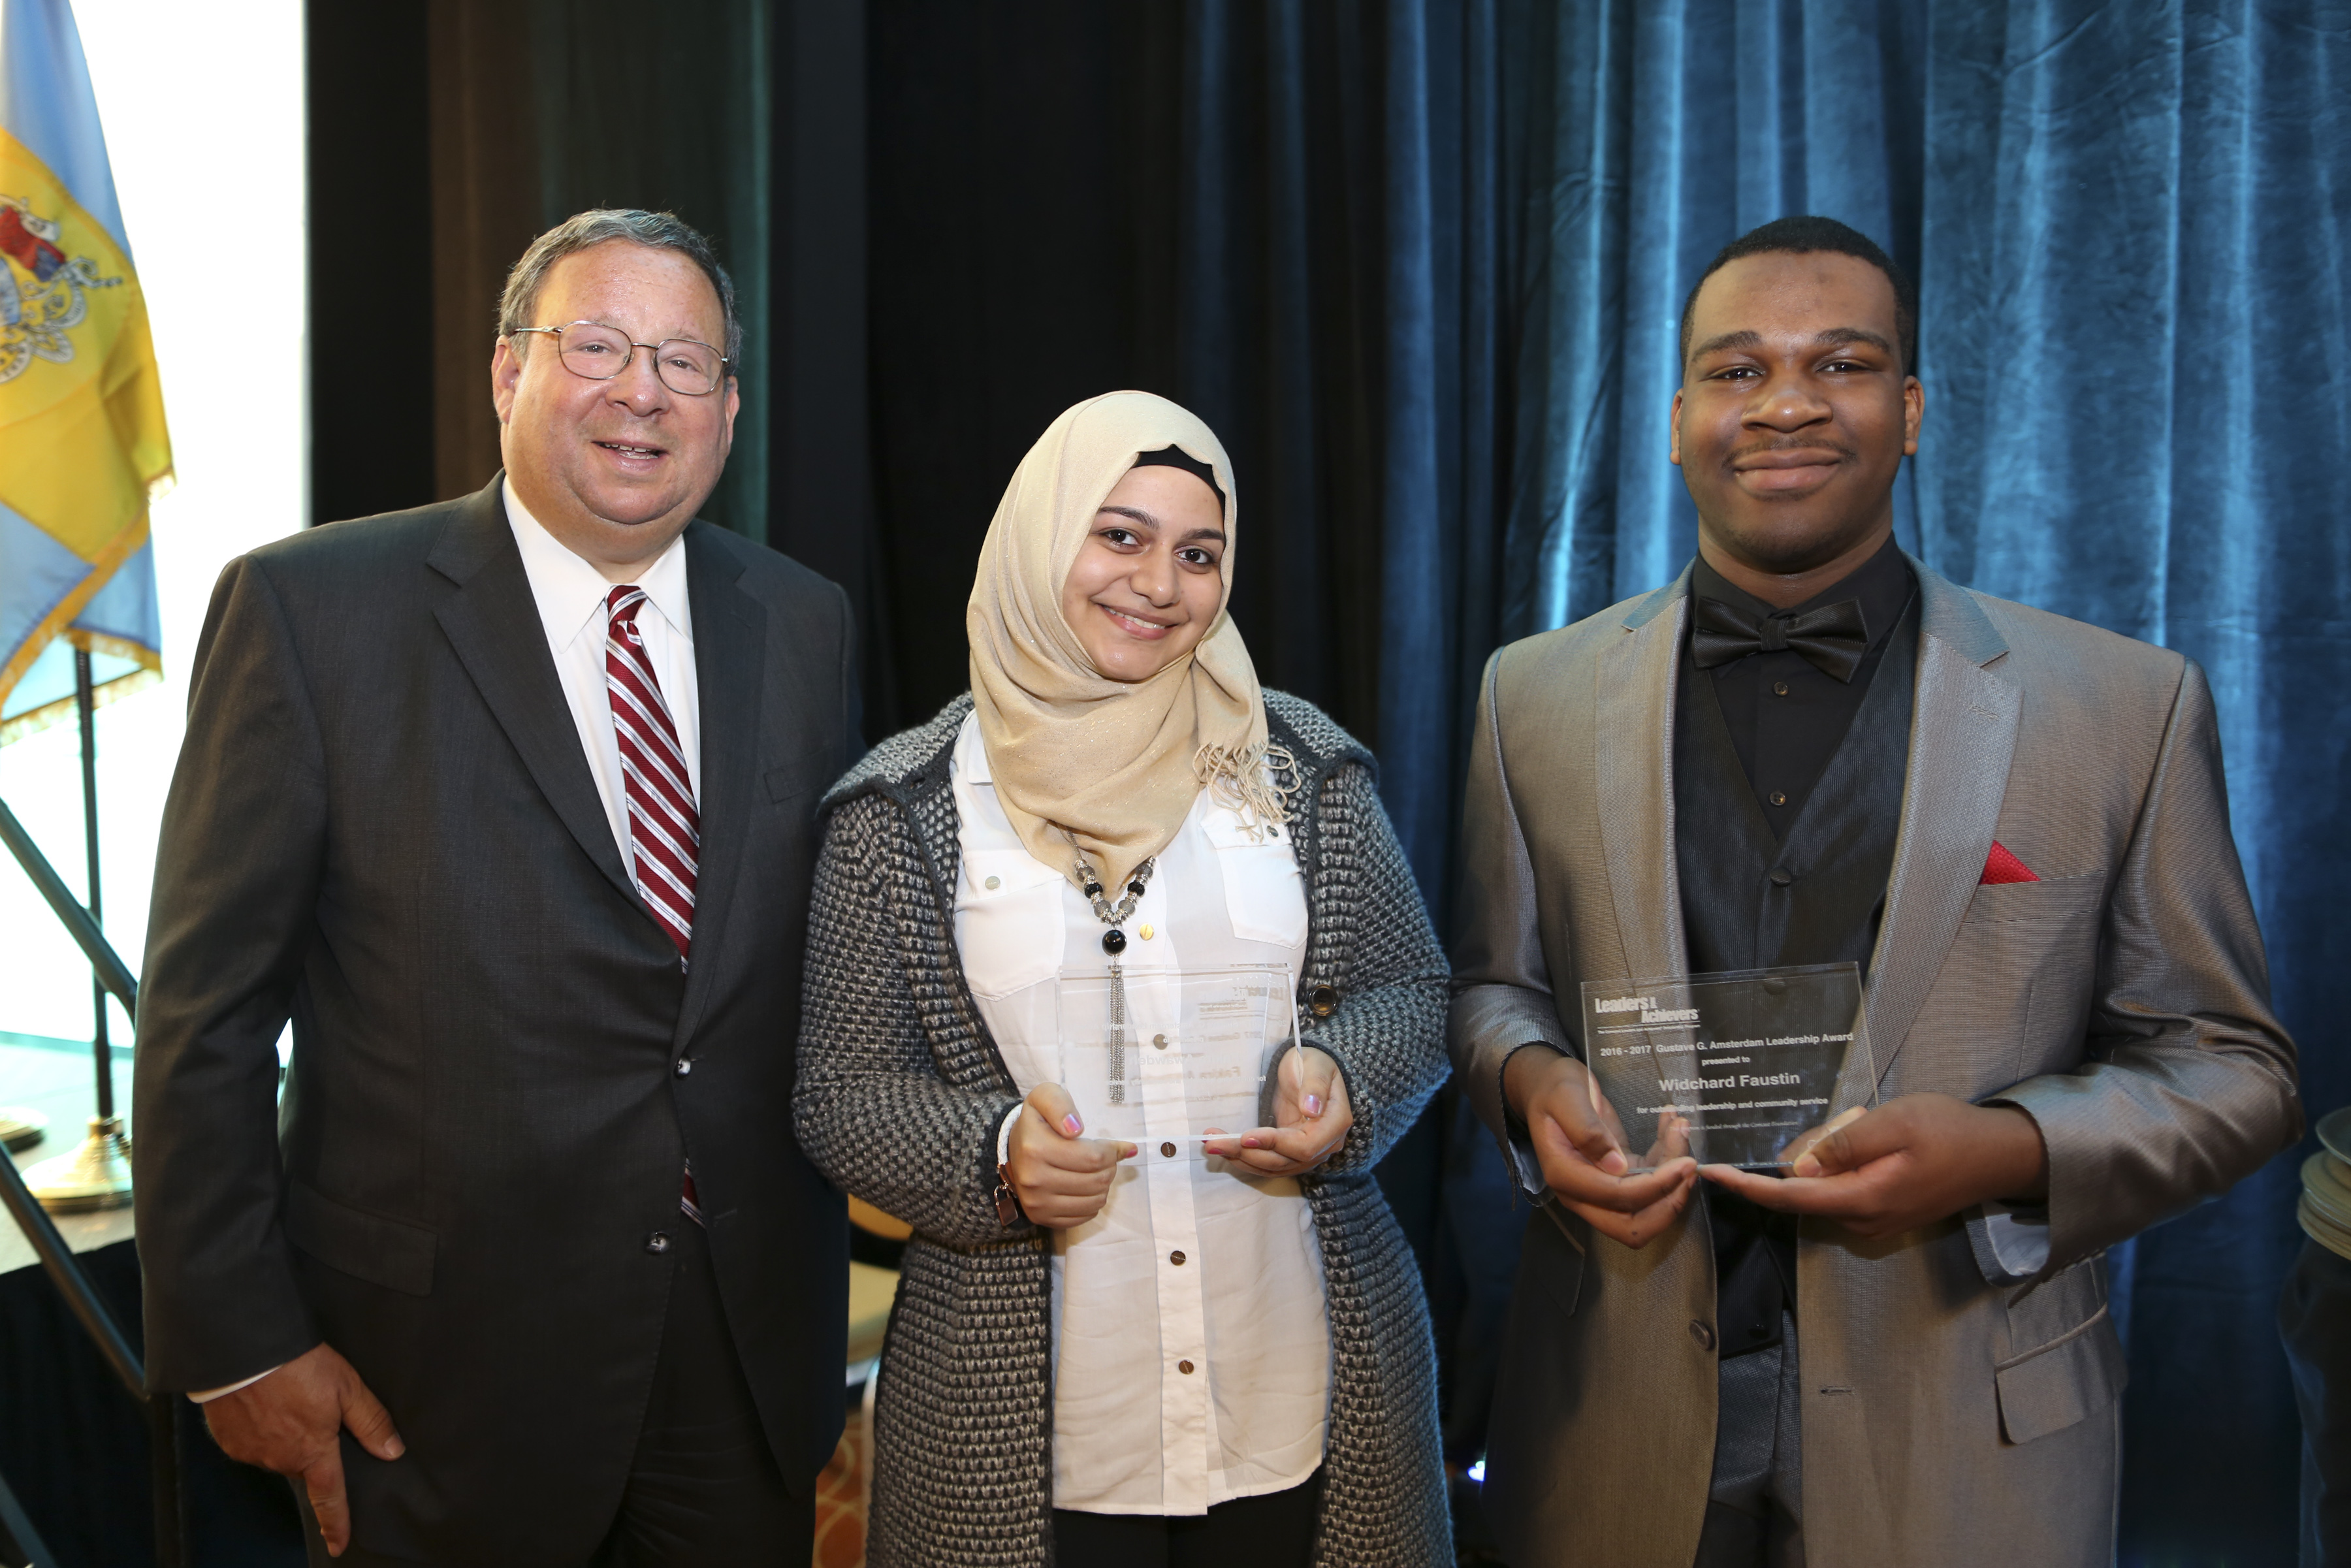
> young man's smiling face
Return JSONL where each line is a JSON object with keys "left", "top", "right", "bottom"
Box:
{"left": 1672, "top": 249, "right": 1923, "bottom": 600}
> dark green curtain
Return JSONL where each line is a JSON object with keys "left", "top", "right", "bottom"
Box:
{"left": 524, "top": 0, "right": 773, "bottom": 537}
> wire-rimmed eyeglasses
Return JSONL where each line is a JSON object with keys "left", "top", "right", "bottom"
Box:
{"left": 509, "top": 321, "right": 729, "bottom": 396}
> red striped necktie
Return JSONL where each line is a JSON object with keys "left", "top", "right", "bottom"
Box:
{"left": 604, "top": 585, "right": 699, "bottom": 960}
{"left": 607, "top": 586, "right": 705, "bottom": 1225}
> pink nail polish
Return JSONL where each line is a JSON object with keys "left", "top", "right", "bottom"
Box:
{"left": 1303, "top": 1094, "right": 1323, "bottom": 1117}
{"left": 1063, "top": 1114, "right": 1083, "bottom": 1136}
{"left": 1243, "top": 1136, "right": 1260, "bottom": 1149}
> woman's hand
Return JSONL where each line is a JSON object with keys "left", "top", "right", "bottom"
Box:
{"left": 1202, "top": 1046, "right": 1354, "bottom": 1177}
{"left": 1005, "top": 1083, "right": 1137, "bottom": 1228}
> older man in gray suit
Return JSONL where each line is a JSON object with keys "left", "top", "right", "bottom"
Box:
{"left": 1449, "top": 215, "right": 2299, "bottom": 1567}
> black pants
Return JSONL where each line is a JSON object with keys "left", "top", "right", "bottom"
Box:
{"left": 304, "top": 1220, "right": 807, "bottom": 1567}
{"left": 1053, "top": 1469, "right": 1322, "bottom": 1568}
{"left": 586, "top": 1219, "right": 809, "bottom": 1565}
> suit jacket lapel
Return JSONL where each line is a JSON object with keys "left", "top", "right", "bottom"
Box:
{"left": 1864, "top": 557, "right": 2020, "bottom": 1085}
{"left": 427, "top": 477, "right": 641, "bottom": 910}
{"left": 670, "top": 523, "right": 766, "bottom": 1048}
{"left": 1597, "top": 571, "right": 1693, "bottom": 985}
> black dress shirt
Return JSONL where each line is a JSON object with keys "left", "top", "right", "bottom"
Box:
{"left": 1692, "top": 535, "right": 1915, "bottom": 836}
{"left": 1675, "top": 534, "right": 1919, "bottom": 1360}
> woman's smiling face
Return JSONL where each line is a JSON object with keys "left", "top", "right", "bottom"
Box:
{"left": 1059, "top": 463, "right": 1228, "bottom": 682}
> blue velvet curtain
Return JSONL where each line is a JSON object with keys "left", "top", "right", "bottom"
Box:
{"left": 1328, "top": 1, "right": 2347, "bottom": 1560}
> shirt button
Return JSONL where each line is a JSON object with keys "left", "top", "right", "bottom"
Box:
{"left": 646, "top": 1232, "right": 671, "bottom": 1255}
{"left": 674, "top": 1058, "right": 692, "bottom": 1077}
{"left": 1768, "top": 790, "right": 1788, "bottom": 807}
{"left": 1768, "top": 868, "right": 1794, "bottom": 887}
{"left": 1140, "top": 923, "right": 1155, "bottom": 940}
{"left": 1153, "top": 1033, "right": 1168, "bottom": 1050}
{"left": 1689, "top": 1319, "right": 1716, "bottom": 1351}
{"left": 1772, "top": 680, "right": 1790, "bottom": 696}
{"left": 1177, "top": 1359, "right": 1196, "bottom": 1375}
{"left": 1160, "top": 1142, "right": 1177, "bottom": 1158}
{"left": 984, "top": 874, "right": 1000, "bottom": 890}
{"left": 1170, "top": 1250, "right": 1187, "bottom": 1266}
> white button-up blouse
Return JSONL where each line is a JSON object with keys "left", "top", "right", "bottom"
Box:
{"left": 948, "top": 712, "right": 1330, "bottom": 1517}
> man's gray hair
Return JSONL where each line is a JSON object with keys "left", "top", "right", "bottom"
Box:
{"left": 498, "top": 208, "right": 741, "bottom": 371}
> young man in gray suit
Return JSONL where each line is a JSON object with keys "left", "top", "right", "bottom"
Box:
{"left": 1448, "top": 216, "right": 2299, "bottom": 1567}
{"left": 134, "top": 210, "right": 856, "bottom": 1564}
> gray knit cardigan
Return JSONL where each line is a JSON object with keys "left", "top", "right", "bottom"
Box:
{"left": 793, "top": 692, "right": 1454, "bottom": 1568}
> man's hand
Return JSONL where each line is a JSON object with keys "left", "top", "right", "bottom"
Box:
{"left": 1202, "top": 1046, "right": 1354, "bottom": 1176}
{"left": 1700, "top": 1093, "right": 2050, "bottom": 1240}
{"left": 1506, "top": 1046, "right": 1697, "bottom": 1248}
{"left": 1007, "top": 1083, "right": 1138, "bottom": 1228}
{"left": 202, "top": 1341, "right": 403, "bottom": 1558}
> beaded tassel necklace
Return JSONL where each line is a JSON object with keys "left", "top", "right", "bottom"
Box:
{"left": 1076, "top": 856, "right": 1156, "bottom": 1104}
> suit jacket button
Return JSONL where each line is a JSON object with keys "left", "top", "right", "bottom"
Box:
{"left": 647, "top": 1232, "right": 671, "bottom": 1255}
{"left": 1768, "top": 868, "right": 1794, "bottom": 887}
{"left": 1689, "top": 1319, "right": 1716, "bottom": 1351}
{"left": 674, "top": 1058, "right": 693, "bottom": 1077}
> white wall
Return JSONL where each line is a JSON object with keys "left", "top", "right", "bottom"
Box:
{"left": 0, "top": 0, "right": 305, "bottom": 1046}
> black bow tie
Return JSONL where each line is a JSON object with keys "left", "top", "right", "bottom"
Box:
{"left": 1691, "top": 596, "right": 1870, "bottom": 683}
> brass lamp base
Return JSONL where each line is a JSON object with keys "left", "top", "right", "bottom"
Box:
{"left": 25, "top": 1115, "right": 133, "bottom": 1213}
{"left": 0, "top": 1106, "right": 46, "bottom": 1153}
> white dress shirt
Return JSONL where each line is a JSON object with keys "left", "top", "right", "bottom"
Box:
{"left": 504, "top": 478, "right": 701, "bottom": 850}
{"left": 189, "top": 483, "right": 701, "bottom": 1405}
{"left": 950, "top": 713, "right": 1330, "bottom": 1516}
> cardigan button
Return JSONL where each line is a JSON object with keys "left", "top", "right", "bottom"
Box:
{"left": 1177, "top": 1359, "right": 1196, "bottom": 1375}
{"left": 1308, "top": 985, "right": 1338, "bottom": 1017}
{"left": 1170, "top": 1250, "right": 1187, "bottom": 1266}
{"left": 1160, "top": 1142, "right": 1177, "bottom": 1158}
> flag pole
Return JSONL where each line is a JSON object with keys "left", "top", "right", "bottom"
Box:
{"left": 24, "top": 648, "right": 135, "bottom": 1211}
{"left": 78, "top": 647, "right": 114, "bottom": 1120}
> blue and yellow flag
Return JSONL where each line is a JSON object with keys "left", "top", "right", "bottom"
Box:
{"left": 0, "top": 0, "right": 169, "bottom": 744}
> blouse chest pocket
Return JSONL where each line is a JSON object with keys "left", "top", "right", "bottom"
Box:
{"left": 1206, "top": 815, "right": 1311, "bottom": 950}
{"left": 956, "top": 850, "right": 1066, "bottom": 999}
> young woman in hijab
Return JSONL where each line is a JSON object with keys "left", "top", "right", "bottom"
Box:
{"left": 795, "top": 392, "right": 1452, "bottom": 1567}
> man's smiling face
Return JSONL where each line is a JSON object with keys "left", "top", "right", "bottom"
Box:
{"left": 492, "top": 240, "right": 739, "bottom": 577}
{"left": 1671, "top": 249, "right": 1921, "bottom": 584}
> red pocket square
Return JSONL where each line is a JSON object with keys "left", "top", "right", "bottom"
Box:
{"left": 1981, "top": 841, "right": 2039, "bottom": 885}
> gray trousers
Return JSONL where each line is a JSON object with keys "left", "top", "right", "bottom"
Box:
{"left": 1693, "top": 1312, "right": 1804, "bottom": 1568}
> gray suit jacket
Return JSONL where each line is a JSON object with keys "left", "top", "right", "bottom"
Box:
{"left": 1449, "top": 556, "right": 2298, "bottom": 1568}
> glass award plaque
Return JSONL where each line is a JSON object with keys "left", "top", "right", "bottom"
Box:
{"left": 1577, "top": 963, "right": 1876, "bottom": 1171}
{"left": 1059, "top": 965, "right": 1296, "bottom": 1157}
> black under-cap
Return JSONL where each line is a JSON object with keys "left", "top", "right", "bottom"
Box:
{"left": 1130, "top": 445, "right": 1226, "bottom": 507}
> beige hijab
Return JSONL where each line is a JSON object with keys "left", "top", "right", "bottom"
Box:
{"left": 967, "top": 391, "right": 1287, "bottom": 895}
